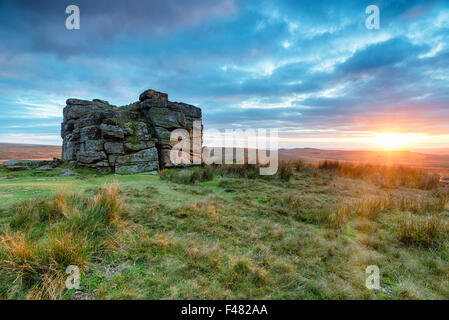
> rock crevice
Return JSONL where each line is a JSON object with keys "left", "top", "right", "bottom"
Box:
{"left": 61, "top": 89, "right": 202, "bottom": 173}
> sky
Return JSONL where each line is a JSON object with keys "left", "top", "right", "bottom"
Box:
{"left": 0, "top": 0, "right": 448, "bottom": 151}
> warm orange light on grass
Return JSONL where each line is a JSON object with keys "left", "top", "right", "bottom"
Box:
{"left": 372, "top": 133, "right": 425, "bottom": 150}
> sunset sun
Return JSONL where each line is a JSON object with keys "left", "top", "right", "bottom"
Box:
{"left": 373, "top": 133, "right": 424, "bottom": 150}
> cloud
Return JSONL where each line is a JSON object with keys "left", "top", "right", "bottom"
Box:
{"left": 0, "top": 0, "right": 448, "bottom": 147}
{"left": 0, "top": 0, "right": 236, "bottom": 56}
{"left": 17, "top": 99, "right": 64, "bottom": 118}
{"left": 0, "top": 134, "right": 61, "bottom": 145}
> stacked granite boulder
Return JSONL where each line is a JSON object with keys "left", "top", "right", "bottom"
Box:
{"left": 61, "top": 89, "right": 202, "bottom": 173}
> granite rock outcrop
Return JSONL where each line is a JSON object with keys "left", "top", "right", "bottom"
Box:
{"left": 61, "top": 90, "right": 202, "bottom": 173}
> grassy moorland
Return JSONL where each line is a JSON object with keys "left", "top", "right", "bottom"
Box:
{"left": 278, "top": 148, "right": 449, "bottom": 174}
{"left": 0, "top": 162, "right": 448, "bottom": 300}
{"left": 0, "top": 143, "right": 61, "bottom": 163}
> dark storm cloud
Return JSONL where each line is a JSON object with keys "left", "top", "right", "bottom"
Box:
{"left": 0, "top": 0, "right": 236, "bottom": 56}
{"left": 337, "top": 37, "right": 427, "bottom": 74}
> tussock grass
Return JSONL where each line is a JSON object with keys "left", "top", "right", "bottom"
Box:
{"left": 92, "top": 184, "right": 125, "bottom": 225}
{"left": 0, "top": 227, "right": 88, "bottom": 299}
{"left": 318, "top": 160, "right": 441, "bottom": 190}
{"left": 214, "top": 162, "right": 294, "bottom": 182}
{"left": 327, "top": 196, "right": 391, "bottom": 229}
{"left": 396, "top": 194, "right": 448, "bottom": 214}
{"left": 327, "top": 191, "right": 448, "bottom": 229}
{"left": 177, "top": 200, "right": 218, "bottom": 221}
{"left": 0, "top": 184, "right": 127, "bottom": 299}
{"left": 159, "top": 166, "right": 214, "bottom": 184}
{"left": 270, "top": 192, "right": 331, "bottom": 224}
{"left": 185, "top": 246, "right": 223, "bottom": 273}
{"left": 397, "top": 214, "right": 448, "bottom": 248}
{"left": 228, "top": 258, "right": 271, "bottom": 290}
{"left": 104, "top": 226, "right": 176, "bottom": 261}
{"left": 214, "top": 164, "right": 261, "bottom": 179}
{"left": 11, "top": 195, "right": 65, "bottom": 229}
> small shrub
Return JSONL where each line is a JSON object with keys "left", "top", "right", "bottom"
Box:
{"left": 278, "top": 161, "right": 293, "bottom": 182}
{"left": 318, "top": 160, "right": 341, "bottom": 170}
{"left": 158, "top": 169, "right": 174, "bottom": 181}
{"left": 189, "top": 168, "right": 202, "bottom": 183}
{"left": 215, "top": 164, "right": 260, "bottom": 179}
{"left": 215, "top": 163, "right": 294, "bottom": 181}
{"left": 292, "top": 160, "right": 306, "bottom": 171}
{"left": 202, "top": 165, "right": 214, "bottom": 181}
{"left": 160, "top": 167, "right": 214, "bottom": 184}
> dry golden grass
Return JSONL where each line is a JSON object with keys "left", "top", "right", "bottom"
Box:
{"left": 0, "top": 184, "right": 130, "bottom": 299}
{"left": 397, "top": 214, "right": 449, "bottom": 248}
{"left": 93, "top": 184, "right": 126, "bottom": 225}
{"left": 0, "top": 227, "right": 88, "bottom": 299}
{"left": 52, "top": 190, "right": 68, "bottom": 218}
{"left": 327, "top": 196, "right": 389, "bottom": 229}
{"left": 26, "top": 270, "right": 66, "bottom": 300}
{"left": 319, "top": 160, "right": 441, "bottom": 190}
{"left": 327, "top": 190, "right": 449, "bottom": 230}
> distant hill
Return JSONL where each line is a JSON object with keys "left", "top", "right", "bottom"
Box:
{"left": 411, "top": 148, "right": 449, "bottom": 155}
{"left": 0, "top": 143, "right": 61, "bottom": 163}
{"left": 1, "top": 143, "right": 448, "bottom": 175}
{"left": 278, "top": 148, "right": 449, "bottom": 175}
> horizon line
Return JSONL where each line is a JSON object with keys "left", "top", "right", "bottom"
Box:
{"left": 0, "top": 142, "right": 448, "bottom": 156}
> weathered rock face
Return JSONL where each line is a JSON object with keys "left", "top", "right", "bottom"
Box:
{"left": 139, "top": 89, "right": 168, "bottom": 101}
{"left": 61, "top": 89, "right": 202, "bottom": 173}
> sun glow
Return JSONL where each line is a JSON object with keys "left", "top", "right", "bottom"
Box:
{"left": 372, "top": 133, "right": 425, "bottom": 150}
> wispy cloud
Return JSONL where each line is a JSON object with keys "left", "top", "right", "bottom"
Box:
{"left": 0, "top": 0, "right": 448, "bottom": 148}
{"left": 0, "top": 134, "right": 61, "bottom": 145}
{"left": 17, "top": 99, "right": 64, "bottom": 118}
